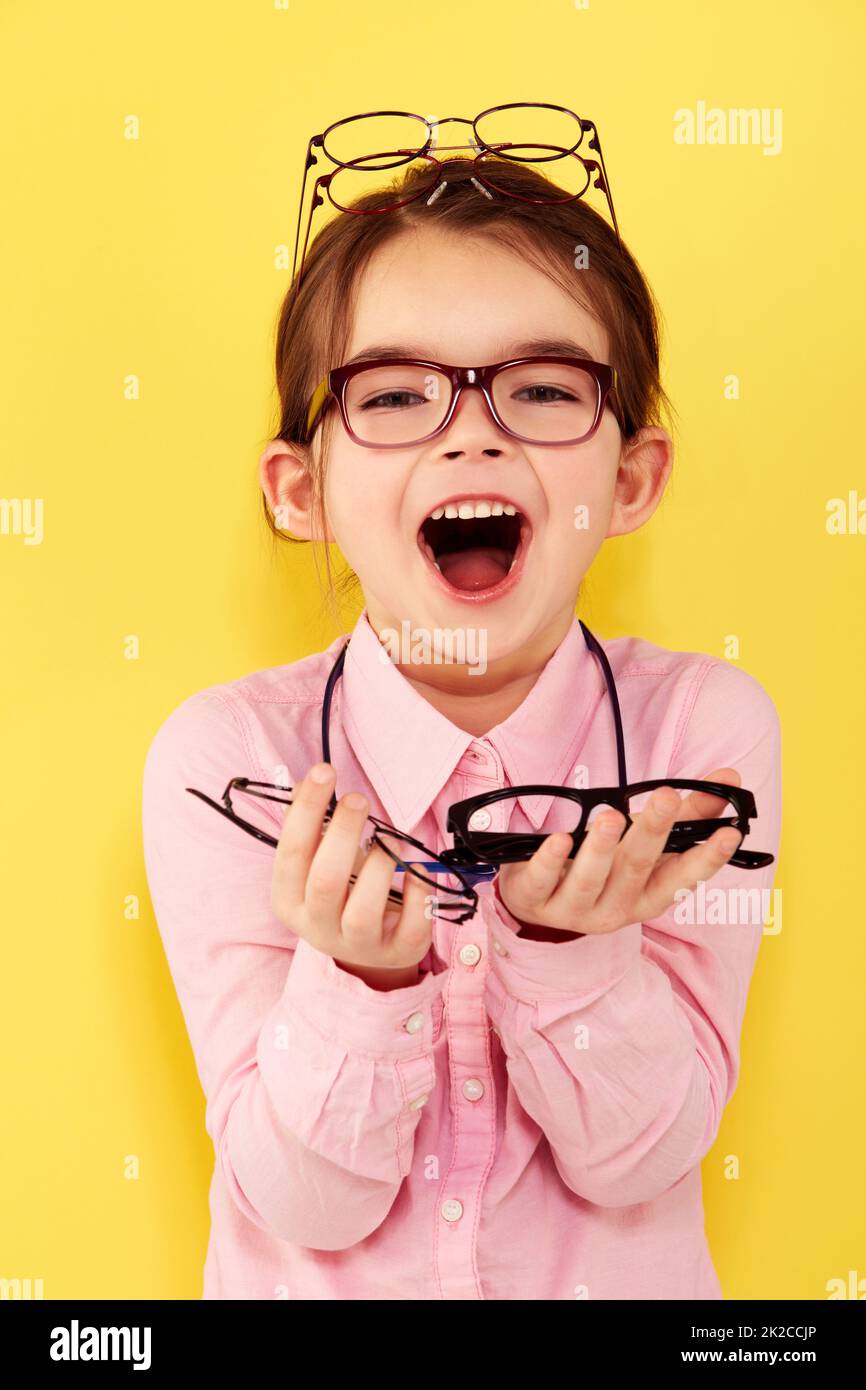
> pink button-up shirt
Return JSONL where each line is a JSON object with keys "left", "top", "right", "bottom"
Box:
{"left": 141, "top": 608, "right": 782, "bottom": 1300}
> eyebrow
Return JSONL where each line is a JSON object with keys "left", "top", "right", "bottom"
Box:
{"left": 342, "top": 337, "right": 599, "bottom": 367}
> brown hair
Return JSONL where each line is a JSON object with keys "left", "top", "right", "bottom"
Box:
{"left": 260, "top": 156, "right": 677, "bottom": 623}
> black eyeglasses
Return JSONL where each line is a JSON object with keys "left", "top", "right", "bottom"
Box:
{"left": 303, "top": 354, "right": 619, "bottom": 449}
{"left": 185, "top": 621, "right": 774, "bottom": 927}
{"left": 291, "top": 102, "right": 622, "bottom": 296}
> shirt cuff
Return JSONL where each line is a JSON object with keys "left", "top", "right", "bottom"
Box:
{"left": 282, "top": 934, "right": 448, "bottom": 1054}
{"left": 485, "top": 891, "right": 642, "bottom": 1003}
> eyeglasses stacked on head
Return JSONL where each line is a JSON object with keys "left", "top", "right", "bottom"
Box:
{"left": 291, "top": 102, "right": 622, "bottom": 297}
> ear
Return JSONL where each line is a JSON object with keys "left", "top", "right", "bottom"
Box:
{"left": 258, "top": 439, "right": 335, "bottom": 542}
{"left": 606, "top": 427, "right": 673, "bottom": 538}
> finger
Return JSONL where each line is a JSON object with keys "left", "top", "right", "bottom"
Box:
{"left": 339, "top": 838, "right": 409, "bottom": 949}
{"left": 343, "top": 849, "right": 432, "bottom": 965}
{"left": 674, "top": 767, "right": 742, "bottom": 823}
{"left": 387, "top": 867, "right": 435, "bottom": 967}
{"left": 499, "top": 830, "right": 576, "bottom": 915}
{"left": 601, "top": 785, "right": 686, "bottom": 913}
{"left": 271, "top": 763, "right": 337, "bottom": 917}
{"left": 638, "top": 824, "right": 744, "bottom": 920}
{"left": 551, "top": 810, "right": 628, "bottom": 914}
{"left": 304, "top": 789, "right": 372, "bottom": 930}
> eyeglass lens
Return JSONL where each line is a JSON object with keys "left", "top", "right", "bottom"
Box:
{"left": 344, "top": 360, "right": 601, "bottom": 447}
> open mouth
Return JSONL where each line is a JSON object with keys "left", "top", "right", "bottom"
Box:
{"left": 418, "top": 500, "right": 529, "bottom": 595}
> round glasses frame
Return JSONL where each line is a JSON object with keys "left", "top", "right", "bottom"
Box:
{"left": 321, "top": 142, "right": 595, "bottom": 215}
{"left": 302, "top": 354, "right": 619, "bottom": 449}
{"left": 318, "top": 104, "right": 590, "bottom": 172}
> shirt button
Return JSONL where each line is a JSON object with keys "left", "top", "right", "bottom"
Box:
{"left": 441, "top": 1198, "right": 464, "bottom": 1223}
{"left": 458, "top": 943, "right": 481, "bottom": 967}
{"left": 492, "top": 938, "right": 509, "bottom": 957}
{"left": 409, "top": 1094, "right": 429, "bottom": 1110}
{"left": 462, "top": 1078, "right": 484, "bottom": 1102}
{"left": 404, "top": 1012, "right": 425, "bottom": 1034}
{"left": 467, "top": 807, "right": 492, "bottom": 831}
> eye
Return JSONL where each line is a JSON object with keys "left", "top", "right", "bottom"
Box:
{"left": 513, "top": 383, "right": 580, "bottom": 404}
{"left": 358, "top": 390, "right": 426, "bottom": 412}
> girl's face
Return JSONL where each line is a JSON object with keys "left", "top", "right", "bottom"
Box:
{"left": 267, "top": 225, "right": 672, "bottom": 668}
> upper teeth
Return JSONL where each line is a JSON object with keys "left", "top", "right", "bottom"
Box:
{"left": 428, "top": 499, "right": 518, "bottom": 522}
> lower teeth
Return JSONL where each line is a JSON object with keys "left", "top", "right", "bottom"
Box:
{"left": 423, "top": 541, "right": 442, "bottom": 572}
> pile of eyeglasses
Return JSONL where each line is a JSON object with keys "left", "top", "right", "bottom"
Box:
{"left": 291, "top": 102, "right": 623, "bottom": 300}
{"left": 186, "top": 775, "right": 774, "bottom": 927}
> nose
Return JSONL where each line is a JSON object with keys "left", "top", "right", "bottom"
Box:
{"left": 438, "top": 380, "right": 510, "bottom": 458}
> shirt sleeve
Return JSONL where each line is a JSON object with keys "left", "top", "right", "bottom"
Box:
{"left": 484, "top": 658, "right": 782, "bottom": 1208}
{"left": 142, "top": 689, "right": 448, "bottom": 1250}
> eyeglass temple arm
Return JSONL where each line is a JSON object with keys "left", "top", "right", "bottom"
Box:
{"left": 293, "top": 168, "right": 331, "bottom": 306}
{"left": 186, "top": 787, "right": 279, "bottom": 848}
{"left": 292, "top": 136, "right": 324, "bottom": 282}
{"left": 304, "top": 374, "right": 330, "bottom": 440}
{"left": 321, "top": 639, "right": 350, "bottom": 815}
{"left": 581, "top": 120, "right": 621, "bottom": 248}
{"left": 577, "top": 620, "right": 628, "bottom": 788}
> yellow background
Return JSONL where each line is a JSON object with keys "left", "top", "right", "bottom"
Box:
{"left": 1, "top": 0, "right": 863, "bottom": 1299}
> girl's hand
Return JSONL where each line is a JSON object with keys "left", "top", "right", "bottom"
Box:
{"left": 495, "top": 768, "right": 745, "bottom": 938}
{"left": 270, "top": 762, "right": 433, "bottom": 986}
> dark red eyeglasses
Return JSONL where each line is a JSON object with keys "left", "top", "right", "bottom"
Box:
{"left": 302, "top": 354, "right": 620, "bottom": 449}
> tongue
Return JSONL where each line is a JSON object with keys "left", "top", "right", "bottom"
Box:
{"left": 437, "top": 546, "right": 513, "bottom": 591}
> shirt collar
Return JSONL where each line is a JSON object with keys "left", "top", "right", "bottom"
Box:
{"left": 338, "top": 608, "right": 608, "bottom": 833}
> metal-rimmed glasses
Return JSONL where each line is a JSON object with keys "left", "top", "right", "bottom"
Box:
{"left": 186, "top": 776, "right": 482, "bottom": 925}
{"left": 302, "top": 354, "right": 619, "bottom": 449}
{"left": 291, "top": 102, "right": 622, "bottom": 296}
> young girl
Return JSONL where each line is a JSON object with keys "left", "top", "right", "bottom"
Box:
{"left": 142, "top": 141, "right": 781, "bottom": 1301}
